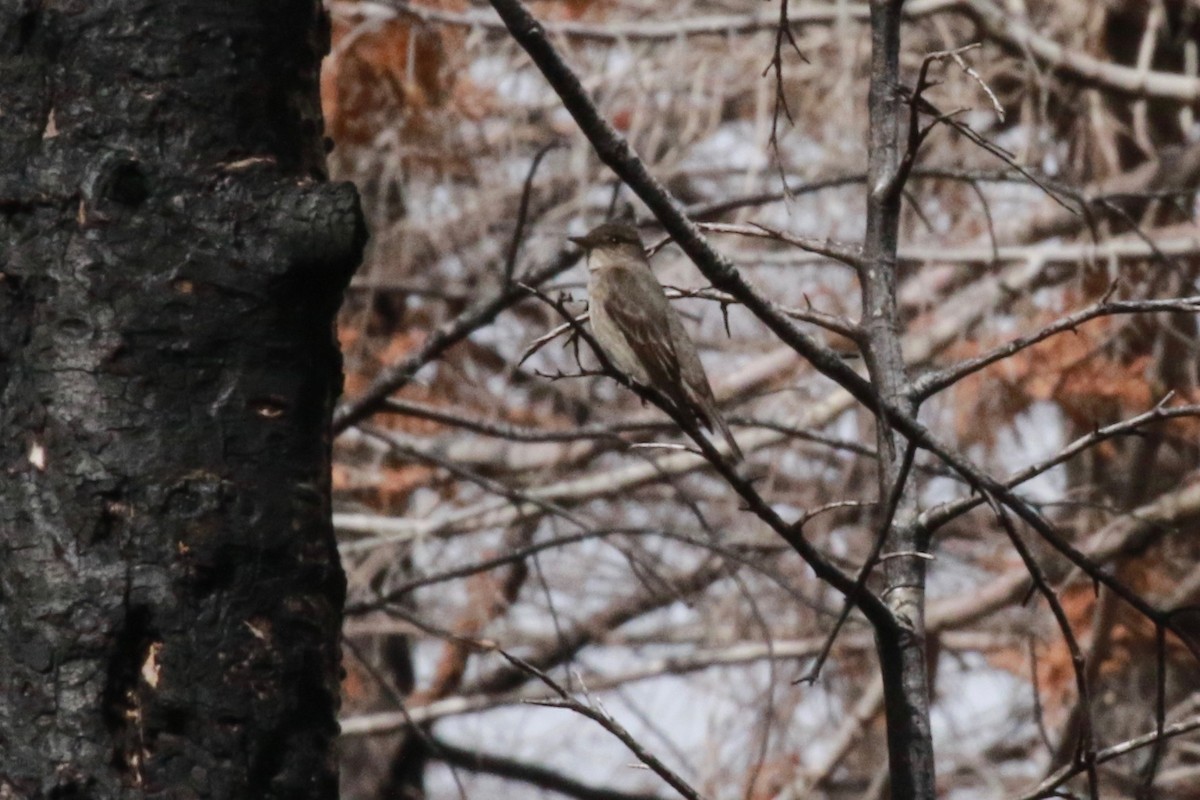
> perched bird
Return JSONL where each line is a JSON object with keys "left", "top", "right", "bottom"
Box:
{"left": 569, "top": 222, "right": 743, "bottom": 462}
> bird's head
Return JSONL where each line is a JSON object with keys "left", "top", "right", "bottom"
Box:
{"left": 569, "top": 222, "right": 646, "bottom": 269}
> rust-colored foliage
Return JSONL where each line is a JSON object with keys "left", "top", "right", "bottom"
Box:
{"left": 322, "top": 1, "right": 465, "bottom": 153}
{"left": 991, "top": 544, "right": 1200, "bottom": 725}
{"left": 952, "top": 301, "right": 1200, "bottom": 450}
{"left": 534, "top": 0, "right": 610, "bottom": 20}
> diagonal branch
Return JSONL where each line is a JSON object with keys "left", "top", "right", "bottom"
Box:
{"left": 518, "top": 285, "right": 890, "bottom": 625}
{"left": 486, "top": 0, "right": 878, "bottom": 413}
{"left": 912, "top": 295, "right": 1200, "bottom": 400}
{"left": 333, "top": 247, "right": 581, "bottom": 432}
{"left": 428, "top": 735, "right": 671, "bottom": 800}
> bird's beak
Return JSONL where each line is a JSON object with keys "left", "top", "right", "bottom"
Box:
{"left": 568, "top": 235, "right": 588, "bottom": 249}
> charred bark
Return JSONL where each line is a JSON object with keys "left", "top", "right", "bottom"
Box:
{"left": 0, "top": 2, "right": 365, "bottom": 797}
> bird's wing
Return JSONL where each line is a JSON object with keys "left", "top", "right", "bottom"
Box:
{"left": 597, "top": 264, "right": 741, "bottom": 458}
{"left": 597, "top": 264, "right": 683, "bottom": 392}
{"left": 666, "top": 310, "right": 718, "bottom": 407}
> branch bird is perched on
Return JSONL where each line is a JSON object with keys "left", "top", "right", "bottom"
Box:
{"left": 570, "top": 222, "right": 744, "bottom": 462}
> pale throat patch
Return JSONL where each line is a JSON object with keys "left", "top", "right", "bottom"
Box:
{"left": 586, "top": 243, "right": 646, "bottom": 271}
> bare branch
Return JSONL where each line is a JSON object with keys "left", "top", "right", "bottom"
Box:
{"left": 913, "top": 295, "right": 1200, "bottom": 400}
{"left": 696, "top": 221, "right": 864, "bottom": 270}
{"left": 1019, "top": 715, "right": 1200, "bottom": 800}
{"left": 333, "top": 248, "right": 581, "bottom": 433}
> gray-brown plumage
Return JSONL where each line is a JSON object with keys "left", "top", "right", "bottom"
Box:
{"left": 569, "top": 222, "right": 743, "bottom": 462}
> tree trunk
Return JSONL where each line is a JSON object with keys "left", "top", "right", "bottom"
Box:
{"left": 0, "top": 2, "right": 365, "bottom": 796}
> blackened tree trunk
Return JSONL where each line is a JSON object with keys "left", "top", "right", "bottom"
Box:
{"left": 0, "top": 2, "right": 365, "bottom": 797}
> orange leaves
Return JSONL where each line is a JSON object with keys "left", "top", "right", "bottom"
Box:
{"left": 323, "top": 2, "right": 466, "bottom": 151}
{"left": 742, "top": 754, "right": 801, "bottom": 800}
{"left": 322, "top": 1, "right": 625, "bottom": 153}
{"left": 530, "top": 0, "right": 610, "bottom": 21}
{"left": 952, "top": 307, "right": 1153, "bottom": 445}
{"left": 342, "top": 327, "right": 428, "bottom": 402}
{"left": 990, "top": 536, "right": 1199, "bottom": 725}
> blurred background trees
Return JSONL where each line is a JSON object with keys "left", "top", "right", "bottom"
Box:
{"left": 323, "top": 1, "right": 1200, "bottom": 798}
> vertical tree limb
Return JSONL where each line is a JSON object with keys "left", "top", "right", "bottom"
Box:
{"left": 862, "top": 2, "right": 937, "bottom": 798}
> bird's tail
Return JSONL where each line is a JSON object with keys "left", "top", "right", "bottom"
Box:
{"left": 687, "top": 397, "right": 743, "bottom": 462}
{"left": 675, "top": 388, "right": 744, "bottom": 463}
{"left": 709, "top": 409, "right": 744, "bottom": 463}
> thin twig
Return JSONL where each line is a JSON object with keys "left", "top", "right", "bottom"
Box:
{"left": 1019, "top": 715, "right": 1200, "bottom": 800}
{"left": 504, "top": 141, "right": 560, "bottom": 285}
{"left": 334, "top": 247, "right": 581, "bottom": 432}
{"left": 990, "top": 502, "right": 1099, "bottom": 800}
{"left": 697, "top": 221, "right": 864, "bottom": 270}
{"left": 912, "top": 294, "right": 1200, "bottom": 399}
{"left": 795, "top": 442, "right": 918, "bottom": 684}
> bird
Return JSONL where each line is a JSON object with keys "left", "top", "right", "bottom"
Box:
{"left": 569, "top": 221, "right": 744, "bottom": 462}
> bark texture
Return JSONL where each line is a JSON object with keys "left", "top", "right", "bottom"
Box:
{"left": 0, "top": 2, "right": 365, "bottom": 797}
